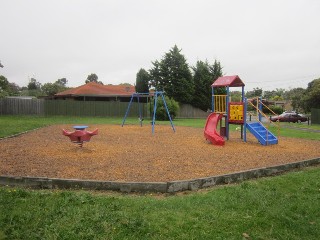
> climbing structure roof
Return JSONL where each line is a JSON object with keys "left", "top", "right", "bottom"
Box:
{"left": 211, "top": 75, "right": 245, "bottom": 87}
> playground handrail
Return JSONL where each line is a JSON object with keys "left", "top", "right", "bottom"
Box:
{"left": 213, "top": 95, "right": 228, "bottom": 113}
{"left": 247, "top": 99, "right": 280, "bottom": 140}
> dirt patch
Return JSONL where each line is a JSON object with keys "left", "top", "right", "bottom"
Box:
{"left": 0, "top": 124, "right": 319, "bottom": 182}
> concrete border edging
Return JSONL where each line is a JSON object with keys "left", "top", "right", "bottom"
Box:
{"left": 0, "top": 157, "right": 319, "bottom": 193}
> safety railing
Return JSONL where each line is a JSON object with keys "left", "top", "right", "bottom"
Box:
{"left": 247, "top": 97, "right": 280, "bottom": 142}
{"left": 213, "top": 95, "right": 227, "bottom": 113}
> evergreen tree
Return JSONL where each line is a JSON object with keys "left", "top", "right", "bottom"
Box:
{"left": 192, "top": 60, "right": 212, "bottom": 111}
{"left": 192, "top": 60, "right": 223, "bottom": 111}
{"left": 209, "top": 60, "right": 224, "bottom": 95}
{"left": 135, "top": 68, "right": 150, "bottom": 93}
{"left": 149, "top": 45, "right": 194, "bottom": 104}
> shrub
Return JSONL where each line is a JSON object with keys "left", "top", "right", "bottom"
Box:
{"left": 263, "top": 105, "right": 283, "bottom": 115}
{"left": 149, "top": 96, "right": 179, "bottom": 121}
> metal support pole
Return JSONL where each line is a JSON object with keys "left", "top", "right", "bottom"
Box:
{"left": 226, "top": 86, "right": 230, "bottom": 140}
{"left": 122, "top": 94, "right": 135, "bottom": 127}
{"left": 244, "top": 97, "right": 247, "bottom": 142}
{"left": 152, "top": 92, "right": 158, "bottom": 134}
{"left": 211, "top": 87, "right": 214, "bottom": 112}
{"left": 160, "top": 93, "right": 176, "bottom": 133}
{"left": 258, "top": 97, "right": 262, "bottom": 122}
{"left": 137, "top": 95, "right": 142, "bottom": 127}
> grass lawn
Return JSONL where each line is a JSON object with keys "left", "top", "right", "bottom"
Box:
{"left": 0, "top": 115, "right": 319, "bottom": 239}
{"left": 0, "top": 167, "right": 319, "bottom": 239}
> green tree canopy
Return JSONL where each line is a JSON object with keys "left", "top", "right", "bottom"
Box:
{"left": 27, "top": 78, "right": 41, "bottom": 90}
{"left": 135, "top": 68, "right": 150, "bottom": 93}
{"left": 56, "top": 78, "right": 68, "bottom": 87}
{"left": 302, "top": 78, "right": 320, "bottom": 112}
{"left": 85, "top": 73, "right": 103, "bottom": 84}
{"left": 191, "top": 60, "right": 223, "bottom": 111}
{"left": 42, "top": 78, "right": 69, "bottom": 96}
{"left": 246, "top": 87, "right": 263, "bottom": 98}
{"left": 0, "top": 75, "right": 10, "bottom": 98}
{"left": 149, "top": 45, "right": 194, "bottom": 104}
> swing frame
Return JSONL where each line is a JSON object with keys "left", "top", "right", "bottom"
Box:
{"left": 121, "top": 91, "right": 175, "bottom": 134}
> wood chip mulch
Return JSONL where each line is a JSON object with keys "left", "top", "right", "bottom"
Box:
{"left": 0, "top": 124, "right": 319, "bottom": 182}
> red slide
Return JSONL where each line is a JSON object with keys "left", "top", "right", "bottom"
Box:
{"left": 204, "top": 113, "right": 225, "bottom": 146}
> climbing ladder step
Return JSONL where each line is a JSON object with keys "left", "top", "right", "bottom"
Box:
{"left": 246, "top": 122, "right": 278, "bottom": 146}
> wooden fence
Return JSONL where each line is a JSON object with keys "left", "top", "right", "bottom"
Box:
{"left": 0, "top": 98, "right": 44, "bottom": 115}
{"left": 0, "top": 98, "right": 209, "bottom": 118}
{"left": 311, "top": 108, "right": 320, "bottom": 124}
{"left": 44, "top": 100, "right": 149, "bottom": 117}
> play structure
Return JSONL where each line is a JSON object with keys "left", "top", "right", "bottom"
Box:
{"left": 122, "top": 91, "right": 175, "bottom": 134}
{"left": 204, "top": 75, "right": 279, "bottom": 146}
{"left": 62, "top": 126, "right": 98, "bottom": 147}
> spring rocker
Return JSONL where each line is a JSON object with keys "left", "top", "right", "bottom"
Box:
{"left": 204, "top": 75, "right": 278, "bottom": 146}
{"left": 62, "top": 126, "right": 98, "bottom": 147}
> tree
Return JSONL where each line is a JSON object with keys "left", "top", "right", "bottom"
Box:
{"left": 85, "top": 73, "right": 103, "bottom": 84}
{"left": 191, "top": 59, "right": 224, "bottom": 111}
{"left": 287, "top": 88, "right": 306, "bottom": 112}
{"left": 0, "top": 75, "right": 9, "bottom": 98}
{"left": 42, "top": 83, "right": 60, "bottom": 96}
{"left": 27, "top": 78, "right": 41, "bottom": 90}
{"left": 42, "top": 78, "right": 69, "bottom": 96}
{"left": 149, "top": 96, "right": 179, "bottom": 120}
{"left": 302, "top": 78, "right": 320, "bottom": 112}
{"left": 192, "top": 60, "right": 213, "bottom": 111}
{"left": 230, "top": 91, "right": 242, "bottom": 102}
{"left": 135, "top": 68, "right": 150, "bottom": 93}
{"left": 149, "top": 45, "right": 194, "bottom": 104}
{"left": 0, "top": 75, "right": 9, "bottom": 91}
{"left": 246, "top": 87, "right": 263, "bottom": 98}
{"left": 56, "top": 78, "right": 67, "bottom": 87}
{"left": 8, "top": 82, "right": 20, "bottom": 96}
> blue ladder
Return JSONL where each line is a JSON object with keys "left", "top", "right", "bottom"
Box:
{"left": 246, "top": 122, "right": 278, "bottom": 145}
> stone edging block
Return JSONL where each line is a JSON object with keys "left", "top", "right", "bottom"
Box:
{"left": 0, "top": 157, "right": 319, "bottom": 193}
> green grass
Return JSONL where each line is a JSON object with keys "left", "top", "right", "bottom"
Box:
{"left": 1, "top": 167, "right": 319, "bottom": 239}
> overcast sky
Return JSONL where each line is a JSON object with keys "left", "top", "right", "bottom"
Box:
{"left": 1, "top": 0, "right": 320, "bottom": 91}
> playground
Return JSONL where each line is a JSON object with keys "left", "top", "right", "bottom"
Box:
{"left": 0, "top": 124, "right": 319, "bottom": 183}
{"left": 1, "top": 75, "right": 319, "bottom": 186}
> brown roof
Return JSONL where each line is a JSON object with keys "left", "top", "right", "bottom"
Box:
{"left": 55, "top": 82, "right": 136, "bottom": 97}
{"left": 212, "top": 75, "right": 245, "bottom": 87}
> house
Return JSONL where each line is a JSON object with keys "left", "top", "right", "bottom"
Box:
{"left": 54, "top": 82, "right": 136, "bottom": 102}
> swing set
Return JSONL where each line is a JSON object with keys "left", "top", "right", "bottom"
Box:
{"left": 121, "top": 91, "right": 176, "bottom": 134}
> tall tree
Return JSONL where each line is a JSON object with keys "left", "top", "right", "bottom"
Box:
{"left": 302, "top": 78, "right": 320, "bottom": 112}
{"left": 209, "top": 60, "right": 224, "bottom": 95}
{"left": 149, "top": 45, "right": 194, "bottom": 104}
{"left": 192, "top": 60, "right": 223, "bottom": 111}
{"left": 192, "top": 60, "right": 213, "bottom": 111}
{"left": 85, "top": 73, "right": 101, "bottom": 84}
{"left": 56, "top": 78, "right": 68, "bottom": 87}
{"left": 27, "top": 78, "right": 41, "bottom": 90}
{"left": 135, "top": 68, "right": 150, "bottom": 93}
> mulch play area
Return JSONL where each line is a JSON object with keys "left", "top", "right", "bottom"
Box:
{"left": 0, "top": 124, "right": 319, "bottom": 182}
